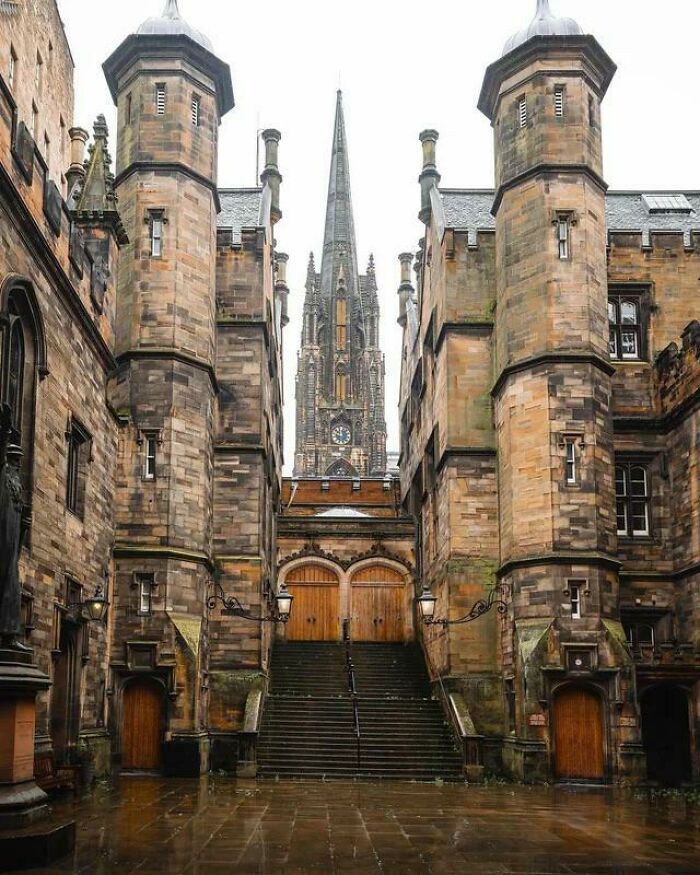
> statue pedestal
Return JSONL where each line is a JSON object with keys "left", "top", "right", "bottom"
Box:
{"left": 0, "top": 649, "right": 76, "bottom": 871}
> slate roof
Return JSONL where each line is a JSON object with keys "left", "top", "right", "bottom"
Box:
{"left": 217, "top": 189, "right": 263, "bottom": 244}
{"left": 439, "top": 189, "right": 700, "bottom": 243}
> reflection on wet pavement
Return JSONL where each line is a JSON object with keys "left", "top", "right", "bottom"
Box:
{"left": 10, "top": 775, "right": 700, "bottom": 874}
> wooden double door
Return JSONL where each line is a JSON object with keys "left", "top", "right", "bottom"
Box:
{"left": 284, "top": 563, "right": 407, "bottom": 643}
{"left": 553, "top": 686, "right": 605, "bottom": 781}
{"left": 349, "top": 566, "right": 405, "bottom": 642}
{"left": 122, "top": 678, "right": 164, "bottom": 771}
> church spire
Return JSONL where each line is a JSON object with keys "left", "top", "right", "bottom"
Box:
{"left": 319, "top": 90, "right": 360, "bottom": 305}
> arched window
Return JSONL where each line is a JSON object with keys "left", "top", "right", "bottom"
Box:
{"left": 335, "top": 297, "right": 347, "bottom": 348}
{"left": 7, "top": 307, "right": 25, "bottom": 433}
{"left": 335, "top": 366, "right": 347, "bottom": 402}
{"left": 1, "top": 278, "right": 46, "bottom": 500}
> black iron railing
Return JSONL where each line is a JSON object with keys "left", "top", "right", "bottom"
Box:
{"left": 343, "top": 620, "right": 361, "bottom": 770}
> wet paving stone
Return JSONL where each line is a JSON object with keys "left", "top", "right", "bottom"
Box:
{"left": 6, "top": 776, "right": 700, "bottom": 875}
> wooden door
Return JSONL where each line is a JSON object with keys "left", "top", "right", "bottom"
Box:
{"left": 122, "top": 679, "right": 163, "bottom": 771}
{"left": 351, "top": 566, "right": 405, "bottom": 642}
{"left": 285, "top": 565, "right": 340, "bottom": 641}
{"left": 553, "top": 686, "right": 605, "bottom": 781}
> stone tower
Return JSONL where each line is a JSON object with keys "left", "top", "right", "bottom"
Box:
{"left": 103, "top": 0, "right": 234, "bottom": 766}
{"left": 294, "top": 92, "right": 387, "bottom": 477}
{"left": 478, "top": 0, "right": 637, "bottom": 779}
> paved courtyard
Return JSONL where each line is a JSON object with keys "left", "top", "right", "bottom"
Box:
{"left": 10, "top": 776, "right": 700, "bottom": 875}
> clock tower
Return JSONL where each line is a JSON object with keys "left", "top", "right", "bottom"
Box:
{"left": 294, "top": 92, "right": 387, "bottom": 477}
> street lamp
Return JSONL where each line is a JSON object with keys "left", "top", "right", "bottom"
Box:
{"left": 67, "top": 583, "right": 109, "bottom": 623}
{"left": 417, "top": 583, "right": 509, "bottom": 628}
{"left": 207, "top": 582, "right": 294, "bottom": 624}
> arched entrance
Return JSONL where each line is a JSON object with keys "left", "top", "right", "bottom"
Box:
{"left": 284, "top": 564, "right": 340, "bottom": 641}
{"left": 553, "top": 685, "right": 605, "bottom": 782}
{"left": 641, "top": 684, "right": 692, "bottom": 787}
{"left": 122, "top": 678, "right": 164, "bottom": 771}
{"left": 350, "top": 564, "right": 406, "bottom": 642}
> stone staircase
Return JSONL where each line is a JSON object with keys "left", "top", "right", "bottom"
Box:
{"left": 257, "top": 641, "right": 464, "bottom": 780}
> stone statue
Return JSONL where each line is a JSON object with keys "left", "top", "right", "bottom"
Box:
{"left": 0, "top": 404, "right": 26, "bottom": 649}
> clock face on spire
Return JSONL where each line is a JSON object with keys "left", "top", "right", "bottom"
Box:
{"left": 331, "top": 424, "right": 351, "bottom": 446}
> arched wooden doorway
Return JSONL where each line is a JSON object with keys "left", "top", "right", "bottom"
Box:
{"left": 122, "top": 678, "right": 164, "bottom": 771}
{"left": 284, "top": 564, "right": 340, "bottom": 641}
{"left": 553, "top": 685, "right": 605, "bottom": 782}
{"left": 350, "top": 565, "right": 406, "bottom": 642}
{"left": 641, "top": 684, "right": 692, "bottom": 787}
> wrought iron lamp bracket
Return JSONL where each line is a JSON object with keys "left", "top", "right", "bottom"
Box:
{"left": 207, "top": 581, "right": 289, "bottom": 624}
{"left": 425, "top": 584, "right": 510, "bottom": 628}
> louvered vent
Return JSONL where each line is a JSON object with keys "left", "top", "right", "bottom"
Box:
{"left": 156, "top": 85, "right": 166, "bottom": 116}
{"left": 555, "top": 89, "right": 564, "bottom": 118}
{"left": 191, "top": 96, "right": 200, "bottom": 127}
{"left": 518, "top": 99, "right": 527, "bottom": 128}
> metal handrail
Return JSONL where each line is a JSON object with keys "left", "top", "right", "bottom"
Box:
{"left": 344, "top": 632, "right": 361, "bottom": 770}
{"left": 419, "top": 630, "right": 469, "bottom": 770}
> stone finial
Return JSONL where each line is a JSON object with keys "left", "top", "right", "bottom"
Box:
{"left": 305, "top": 252, "right": 316, "bottom": 293}
{"left": 260, "top": 129, "right": 282, "bottom": 224}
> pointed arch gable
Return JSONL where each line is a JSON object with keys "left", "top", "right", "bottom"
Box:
{"left": 326, "top": 459, "right": 357, "bottom": 478}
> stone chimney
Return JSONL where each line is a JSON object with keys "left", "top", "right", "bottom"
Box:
{"left": 418, "top": 129, "right": 440, "bottom": 224}
{"left": 260, "top": 128, "right": 282, "bottom": 224}
{"left": 65, "top": 126, "right": 89, "bottom": 195}
{"left": 275, "top": 252, "right": 290, "bottom": 327}
{"left": 397, "top": 252, "right": 414, "bottom": 327}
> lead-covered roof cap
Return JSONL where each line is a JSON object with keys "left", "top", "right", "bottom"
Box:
{"left": 103, "top": 0, "right": 234, "bottom": 115}
{"left": 136, "top": 0, "right": 213, "bottom": 52}
{"left": 503, "top": 0, "right": 583, "bottom": 56}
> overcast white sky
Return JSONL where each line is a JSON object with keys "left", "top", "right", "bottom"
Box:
{"left": 59, "top": 0, "right": 700, "bottom": 473}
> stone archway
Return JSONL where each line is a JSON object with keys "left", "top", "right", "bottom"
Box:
{"left": 641, "top": 684, "right": 692, "bottom": 787}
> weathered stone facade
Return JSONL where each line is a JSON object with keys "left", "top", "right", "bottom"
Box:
{"left": 399, "top": 4, "right": 700, "bottom": 784}
{"left": 294, "top": 92, "right": 387, "bottom": 478}
{"left": 1, "top": 0, "right": 285, "bottom": 778}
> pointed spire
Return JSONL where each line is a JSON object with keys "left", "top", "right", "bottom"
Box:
{"left": 306, "top": 252, "right": 316, "bottom": 290}
{"left": 320, "top": 90, "right": 360, "bottom": 305}
{"left": 72, "top": 116, "right": 127, "bottom": 243}
{"left": 75, "top": 115, "right": 117, "bottom": 213}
